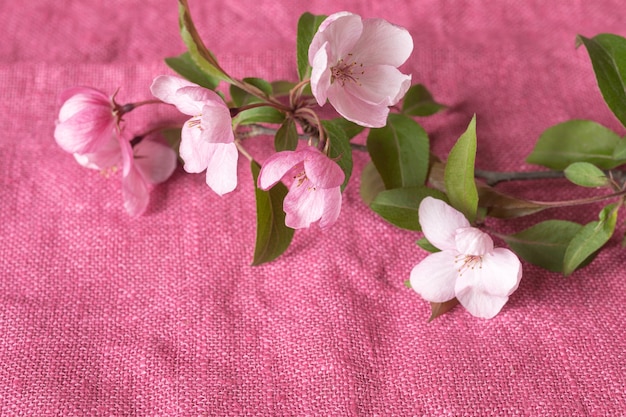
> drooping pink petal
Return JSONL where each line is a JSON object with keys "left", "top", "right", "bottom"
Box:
{"left": 318, "top": 187, "right": 342, "bottom": 229}
{"left": 203, "top": 142, "right": 238, "bottom": 196}
{"left": 133, "top": 139, "right": 177, "bottom": 185}
{"left": 350, "top": 18, "right": 414, "bottom": 67}
{"left": 409, "top": 250, "right": 459, "bottom": 303}
{"left": 122, "top": 165, "right": 150, "bottom": 217}
{"left": 283, "top": 178, "right": 326, "bottom": 229}
{"left": 418, "top": 197, "right": 470, "bottom": 251}
{"left": 179, "top": 117, "right": 211, "bottom": 173}
{"left": 327, "top": 83, "right": 390, "bottom": 128}
{"left": 302, "top": 149, "right": 345, "bottom": 189}
{"left": 454, "top": 227, "right": 494, "bottom": 256}
{"left": 257, "top": 151, "right": 307, "bottom": 190}
{"left": 200, "top": 102, "right": 235, "bottom": 144}
{"left": 344, "top": 65, "right": 412, "bottom": 106}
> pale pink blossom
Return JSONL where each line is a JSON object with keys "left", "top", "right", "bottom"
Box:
{"left": 258, "top": 147, "right": 344, "bottom": 229}
{"left": 74, "top": 133, "right": 177, "bottom": 216}
{"left": 150, "top": 75, "right": 237, "bottom": 195}
{"left": 410, "top": 197, "right": 522, "bottom": 319}
{"left": 308, "top": 12, "right": 413, "bottom": 128}
{"left": 54, "top": 87, "right": 120, "bottom": 154}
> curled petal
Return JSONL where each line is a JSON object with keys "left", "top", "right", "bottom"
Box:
{"left": 308, "top": 12, "right": 362, "bottom": 65}
{"left": 258, "top": 151, "right": 307, "bottom": 190}
{"left": 302, "top": 149, "right": 344, "bottom": 189}
{"left": 180, "top": 119, "right": 211, "bottom": 173}
{"left": 419, "top": 197, "right": 470, "bottom": 251}
{"left": 327, "top": 83, "right": 389, "bottom": 128}
{"left": 204, "top": 142, "right": 238, "bottom": 196}
{"left": 410, "top": 250, "right": 459, "bottom": 303}
{"left": 283, "top": 179, "right": 326, "bottom": 229}
{"left": 455, "top": 227, "right": 494, "bottom": 256}
{"left": 351, "top": 18, "right": 414, "bottom": 67}
{"left": 310, "top": 43, "right": 332, "bottom": 106}
{"left": 150, "top": 75, "right": 199, "bottom": 113}
{"left": 58, "top": 87, "right": 111, "bottom": 122}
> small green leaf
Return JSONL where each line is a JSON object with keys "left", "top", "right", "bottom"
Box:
{"left": 251, "top": 161, "right": 295, "bottom": 265}
{"left": 359, "top": 162, "right": 386, "bottom": 205}
{"left": 165, "top": 52, "right": 220, "bottom": 90}
{"left": 370, "top": 187, "right": 447, "bottom": 231}
{"left": 527, "top": 119, "right": 622, "bottom": 170}
{"left": 243, "top": 77, "right": 273, "bottom": 97}
{"left": 178, "top": 0, "right": 231, "bottom": 83}
{"left": 563, "top": 204, "right": 618, "bottom": 276}
{"left": 502, "top": 220, "right": 584, "bottom": 272}
{"left": 271, "top": 80, "right": 297, "bottom": 97}
{"left": 444, "top": 115, "right": 478, "bottom": 223}
{"left": 578, "top": 34, "right": 626, "bottom": 128}
{"left": 401, "top": 84, "right": 446, "bottom": 116}
{"left": 322, "top": 119, "right": 352, "bottom": 191}
{"left": 232, "top": 106, "right": 285, "bottom": 127}
{"left": 367, "top": 113, "right": 430, "bottom": 189}
{"left": 416, "top": 237, "right": 440, "bottom": 253}
{"left": 274, "top": 118, "right": 299, "bottom": 152}
{"left": 564, "top": 162, "right": 609, "bottom": 187}
{"left": 296, "top": 12, "right": 327, "bottom": 80}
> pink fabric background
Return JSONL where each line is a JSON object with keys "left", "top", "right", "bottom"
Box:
{"left": 1, "top": 0, "right": 625, "bottom": 415}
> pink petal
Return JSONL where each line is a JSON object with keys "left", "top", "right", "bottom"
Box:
{"left": 204, "top": 142, "right": 238, "bottom": 195}
{"left": 310, "top": 42, "right": 332, "bottom": 106}
{"left": 258, "top": 151, "right": 307, "bottom": 190}
{"left": 200, "top": 102, "right": 235, "bottom": 144}
{"left": 308, "top": 12, "right": 362, "bottom": 66}
{"left": 326, "top": 83, "right": 389, "bottom": 128}
{"left": 409, "top": 250, "right": 459, "bottom": 303}
{"left": 174, "top": 86, "right": 225, "bottom": 116}
{"left": 283, "top": 178, "right": 325, "bottom": 229}
{"left": 150, "top": 75, "right": 199, "bottom": 113}
{"left": 54, "top": 107, "right": 116, "bottom": 154}
{"left": 179, "top": 117, "right": 211, "bottom": 173}
{"left": 58, "top": 87, "right": 111, "bottom": 122}
{"left": 454, "top": 227, "right": 494, "bottom": 256}
{"left": 351, "top": 18, "right": 414, "bottom": 67}
{"left": 122, "top": 166, "right": 150, "bottom": 217}
{"left": 133, "top": 139, "right": 177, "bottom": 185}
{"left": 73, "top": 134, "right": 121, "bottom": 170}
{"left": 418, "top": 197, "right": 470, "bottom": 251}
{"left": 302, "top": 149, "right": 345, "bottom": 189}
{"left": 454, "top": 249, "right": 522, "bottom": 318}
{"left": 344, "top": 65, "right": 412, "bottom": 106}
{"left": 318, "top": 187, "right": 342, "bottom": 229}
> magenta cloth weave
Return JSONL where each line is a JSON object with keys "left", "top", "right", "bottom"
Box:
{"left": 1, "top": 0, "right": 626, "bottom": 415}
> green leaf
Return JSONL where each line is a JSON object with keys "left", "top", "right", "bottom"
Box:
{"left": 359, "top": 161, "right": 386, "bottom": 205}
{"left": 563, "top": 204, "right": 618, "bottom": 276}
{"left": 327, "top": 117, "right": 365, "bottom": 140}
{"left": 577, "top": 34, "right": 626, "bottom": 127}
{"left": 243, "top": 77, "right": 273, "bottom": 97}
{"left": 274, "top": 118, "right": 299, "bottom": 152}
{"left": 370, "top": 187, "right": 447, "bottom": 230}
{"left": 366, "top": 113, "right": 430, "bottom": 189}
{"left": 250, "top": 161, "right": 295, "bottom": 265}
{"left": 232, "top": 106, "right": 285, "bottom": 127}
{"left": 165, "top": 52, "right": 220, "bottom": 90}
{"left": 416, "top": 237, "right": 440, "bottom": 253}
{"left": 613, "top": 138, "right": 626, "bottom": 160}
{"left": 502, "top": 220, "right": 584, "bottom": 273}
{"left": 401, "top": 84, "right": 446, "bottom": 116}
{"left": 271, "top": 80, "right": 297, "bottom": 97}
{"left": 322, "top": 119, "right": 352, "bottom": 191}
{"left": 178, "top": 0, "right": 231, "bottom": 83}
{"left": 564, "top": 162, "right": 609, "bottom": 187}
{"left": 296, "top": 12, "right": 327, "bottom": 81}
{"left": 527, "top": 119, "right": 623, "bottom": 170}
{"left": 444, "top": 115, "right": 478, "bottom": 223}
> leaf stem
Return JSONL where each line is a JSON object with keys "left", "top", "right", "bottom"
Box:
{"left": 475, "top": 169, "right": 565, "bottom": 186}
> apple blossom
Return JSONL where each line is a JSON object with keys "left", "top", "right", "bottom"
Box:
{"left": 410, "top": 197, "right": 522, "bottom": 319}
{"left": 150, "top": 75, "right": 238, "bottom": 196}
{"left": 54, "top": 87, "right": 122, "bottom": 155}
{"left": 308, "top": 12, "right": 413, "bottom": 128}
{"left": 258, "top": 147, "right": 345, "bottom": 229}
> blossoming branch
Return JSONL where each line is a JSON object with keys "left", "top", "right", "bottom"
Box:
{"left": 53, "top": 0, "right": 626, "bottom": 320}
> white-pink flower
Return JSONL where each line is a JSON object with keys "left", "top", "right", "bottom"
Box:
{"left": 308, "top": 12, "right": 413, "bottom": 128}
{"left": 258, "top": 147, "right": 345, "bottom": 229}
{"left": 74, "top": 133, "right": 177, "bottom": 216}
{"left": 150, "top": 75, "right": 238, "bottom": 196}
{"left": 410, "top": 197, "right": 522, "bottom": 319}
{"left": 54, "top": 87, "right": 120, "bottom": 154}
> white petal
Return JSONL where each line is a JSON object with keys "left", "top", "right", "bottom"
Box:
{"left": 454, "top": 227, "right": 494, "bottom": 256}
{"left": 204, "top": 142, "right": 238, "bottom": 195}
{"left": 201, "top": 102, "right": 235, "bottom": 144}
{"left": 179, "top": 119, "right": 211, "bottom": 173}
{"left": 310, "top": 43, "right": 332, "bottom": 106}
{"left": 150, "top": 75, "right": 199, "bottom": 111}
{"left": 350, "top": 18, "right": 414, "bottom": 67}
{"left": 409, "top": 250, "right": 458, "bottom": 303}
{"left": 308, "top": 12, "right": 362, "bottom": 65}
{"left": 419, "top": 197, "right": 470, "bottom": 251}
{"left": 327, "top": 83, "right": 389, "bottom": 128}
{"left": 344, "top": 65, "right": 411, "bottom": 106}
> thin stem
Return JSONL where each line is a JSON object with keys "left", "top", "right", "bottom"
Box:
{"left": 120, "top": 99, "right": 167, "bottom": 114}
{"left": 289, "top": 78, "right": 311, "bottom": 108}
{"left": 526, "top": 188, "right": 626, "bottom": 208}
{"left": 475, "top": 169, "right": 565, "bottom": 186}
{"left": 234, "top": 140, "right": 254, "bottom": 162}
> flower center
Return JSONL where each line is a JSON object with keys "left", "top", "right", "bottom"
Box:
{"left": 293, "top": 171, "right": 317, "bottom": 191}
{"left": 187, "top": 117, "right": 202, "bottom": 130}
{"left": 455, "top": 254, "right": 483, "bottom": 276}
{"left": 331, "top": 53, "right": 364, "bottom": 87}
